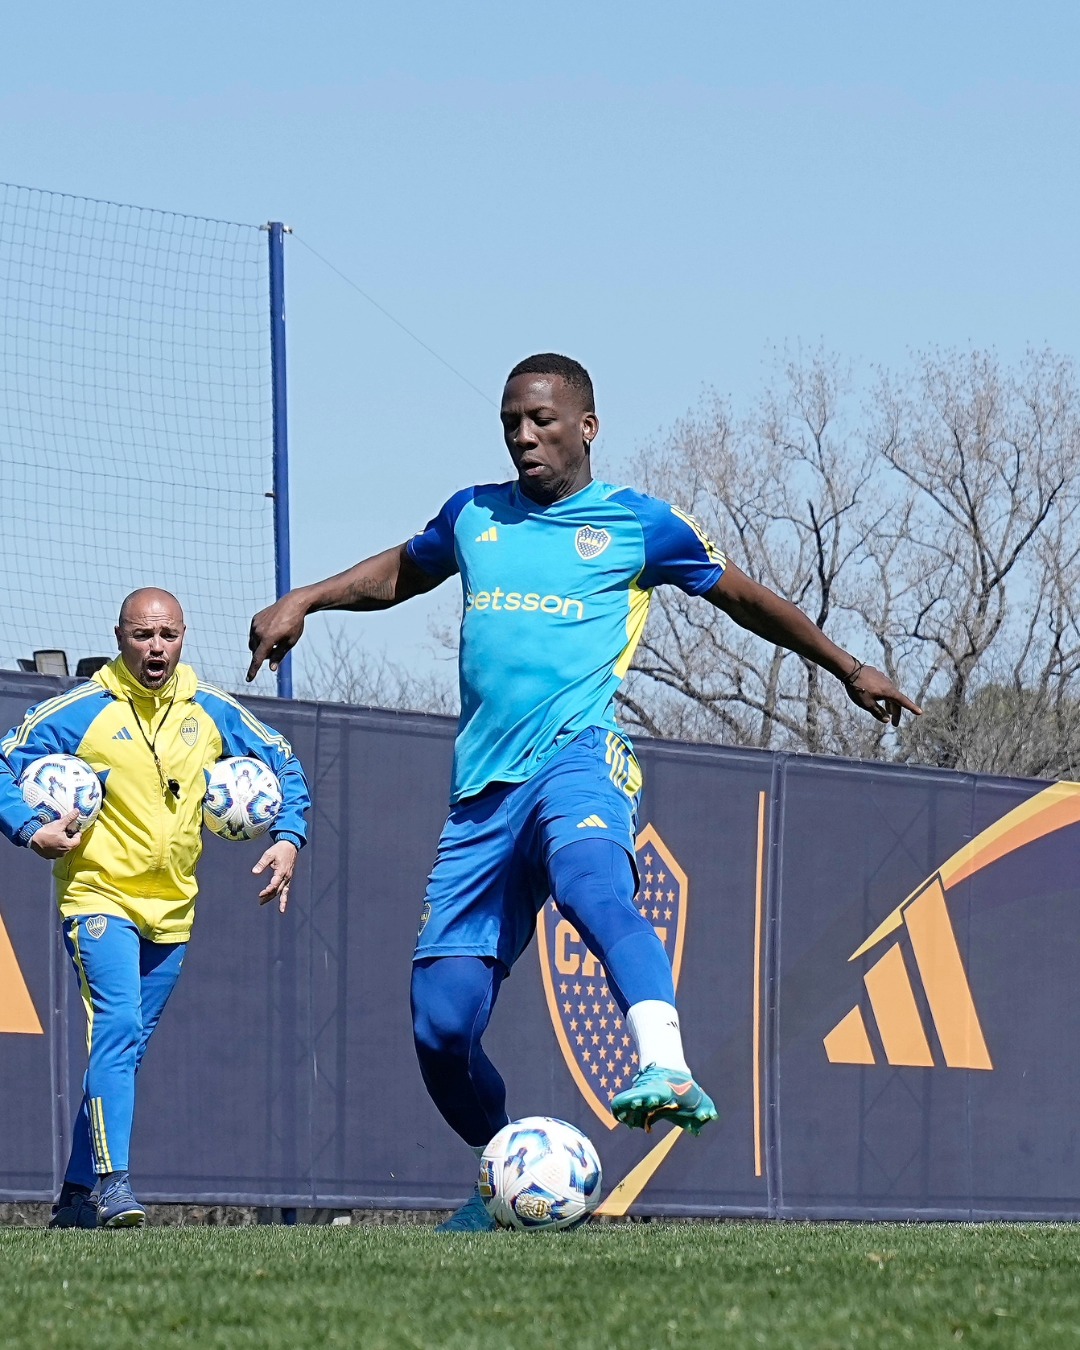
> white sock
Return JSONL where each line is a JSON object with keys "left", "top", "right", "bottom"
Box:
{"left": 626, "top": 1000, "right": 690, "bottom": 1075}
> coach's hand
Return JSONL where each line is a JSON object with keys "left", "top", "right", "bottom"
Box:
{"left": 247, "top": 594, "right": 308, "bottom": 682}
{"left": 253, "top": 840, "right": 298, "bottom": 913}
{"left": 30, "top": 810, "right": 82, "bottom": 859}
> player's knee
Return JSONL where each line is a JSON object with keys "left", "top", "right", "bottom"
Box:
{"left": 411, "top": 978, "right": 474, "bottom": 1063}
{"left": 412, "top": 1001, "right": 472, "bottom": 1063}
{"left": 412, "top": 956, "right": 500, "bottom": 1065}
{"left": 92, "top": 1005, "right": 143, "bottom": 1057}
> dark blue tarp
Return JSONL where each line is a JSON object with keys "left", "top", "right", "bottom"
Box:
{"left": 1, "top": 670, "right": 1077, "bottom": 1219}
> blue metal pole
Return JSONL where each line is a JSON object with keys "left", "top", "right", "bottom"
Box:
{"left": 267, "top": 221, "right": 293, "bottom": 698}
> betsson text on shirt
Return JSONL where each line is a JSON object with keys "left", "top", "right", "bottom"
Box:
{"left": 465, "top": 588, "right": 585, "bottom": 619}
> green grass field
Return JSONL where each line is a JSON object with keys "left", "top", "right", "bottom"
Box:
{"left": 2, "top": 1221, "right": 1079, "bottom": 1349}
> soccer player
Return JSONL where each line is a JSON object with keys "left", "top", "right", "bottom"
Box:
{"left": 0, "top": 589, "right": 310, "bottom": 1229}
{"left": 247, "top": 354, "right": 919, "bottom": 1230}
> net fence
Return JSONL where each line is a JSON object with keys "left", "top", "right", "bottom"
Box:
{"left": 0, "top": 182, "right": 278, "bottom": 693}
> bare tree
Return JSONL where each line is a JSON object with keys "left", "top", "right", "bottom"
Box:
{"left": 623, "top": 346, "right": 1080, "bottom": 776}
{"left": 872, "top": 348, "right": 1080, "bottom": 771}
{"left": 622, "top": 349, "right": 895, "bottom": 758}
{"left": 297, "top": 624, "right": 458, "bottom": 716}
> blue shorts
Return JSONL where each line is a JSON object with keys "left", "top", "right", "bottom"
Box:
{"left": 414, "top": 727, "right": 641, "bottom": 970}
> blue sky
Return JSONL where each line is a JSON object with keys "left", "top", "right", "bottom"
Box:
{"left": 4, "top": 2, "right": 1079, "bottom": 680}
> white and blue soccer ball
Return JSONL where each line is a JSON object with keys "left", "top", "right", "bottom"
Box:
{"left": 19, "top": 754, "right": 103, "bottom": 833}
{"left": 479, "top": 1116, "right": 602, "bottom": 1231}
{"left": 203, "top": 756, "right": 282, "bottom": 841}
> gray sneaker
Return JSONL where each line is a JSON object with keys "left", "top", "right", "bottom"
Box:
{"left": 97, "top": 1175, "right": 145, "bottom": 1228}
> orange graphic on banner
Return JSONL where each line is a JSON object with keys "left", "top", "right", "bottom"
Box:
{"left": 850, "top": 782, "right": 1080, "bottom": 963}
{"left": 0, "top": 913, "right": 43, "bottom": 1035}
{"left": 822, "top": 1006, "right": 874, "bottom": 1064}
{"left": 819, "top": 780, "right": 1080, "bottom": 1071}
{"left": 863, "top": 943, "right": 934, "bottom": 1067}
{"left": 826, "top": 876, "right": 990, "bottom": 1070}
{"left": 905, "top": 879, "right": 991, "bottom": 1069}
{"left": 594, "top": 1124, "right": 683, "bottom": 1217}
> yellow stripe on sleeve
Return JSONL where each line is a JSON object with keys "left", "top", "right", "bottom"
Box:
{"left": 3, "top": 683, "right": 101, "bottom": 754}
{"left": 670, "top": 505, "right": 726, "bottom": 567}
{"left": 196, "top": 683, "right": 292, "bottom": 756}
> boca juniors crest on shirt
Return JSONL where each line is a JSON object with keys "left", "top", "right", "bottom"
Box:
{"left": 538, "top": 823, "right": 688, "bottom": 1130}
{"left": 574, "top": 525, "right": 611, "bottom": 560}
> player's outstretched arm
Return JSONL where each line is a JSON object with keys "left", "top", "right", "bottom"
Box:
{"left": 704, "top": 561, "right": 922, "bottom": 726}
{"left": 246, "top": 543, "right": 441, "bottom": 681}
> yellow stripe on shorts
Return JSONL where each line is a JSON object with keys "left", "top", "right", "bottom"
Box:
{"left": 605, "top": 732, "right": 643, "bottom": 798}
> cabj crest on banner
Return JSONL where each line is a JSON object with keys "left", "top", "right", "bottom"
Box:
{"left": 538, "top": 823, "right": 687, "bottom": 1129}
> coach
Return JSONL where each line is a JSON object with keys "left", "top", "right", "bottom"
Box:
{"left": 0, "top": 588, "right": 309, "bottom": 1229}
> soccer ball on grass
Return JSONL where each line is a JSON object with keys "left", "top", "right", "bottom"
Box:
{"left": 19, "top": 754, "right": 103, "bottom": 832}
{"left": 479, "top": 1116, "right": 602, "bottom": 1231}
{"left": 203, "top": 756, "right": 282, "bottom": 840}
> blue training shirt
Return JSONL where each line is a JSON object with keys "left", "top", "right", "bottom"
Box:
{"left": 407, "top": 478, "right": 726, "bottom": 802}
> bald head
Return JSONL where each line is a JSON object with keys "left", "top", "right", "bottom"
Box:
{"left": 115, "top": 589, "right": 186, "bottom": 690}
{"left": 118, "top": 588, "right": 184, "bottom": 628}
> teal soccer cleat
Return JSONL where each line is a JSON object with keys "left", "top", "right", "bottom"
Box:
{"left": 610, "top": 1064, "right": 718, "bottom": 1135}
{"left": 435, "top": 1186, "right": 497, "bottom": 1233}
{"left": 48, "top": 1190, "right": 98, "bottom": 1229}
{"left": 97, "top": 1174, "right": 146, "bottom": 1229}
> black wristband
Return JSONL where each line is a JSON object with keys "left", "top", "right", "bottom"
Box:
{"left": 843, "top": 658, "right": 865, "bottom": 688}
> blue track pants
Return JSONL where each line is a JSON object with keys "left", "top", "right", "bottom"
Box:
{"left": 63, "top": 913, "right": 186, "bottom": 1186}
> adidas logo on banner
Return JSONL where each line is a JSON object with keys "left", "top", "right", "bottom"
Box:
{"left": 475, "top": 527, "right": 499, "bottom": 543}
{"left": 824, "top": 876, "right": 991, "bottom": 1070}
{"left": 112, "top": 727, "right": 133, "bottom": 741}
{"left": 576, "top": 815, "right": 608, "bottom": 829}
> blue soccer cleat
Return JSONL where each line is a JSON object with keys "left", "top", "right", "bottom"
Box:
{"left": 435, "top": 1186, "right": 497, "bottom": 1233}
{"left": 97, "top": 1174, "right": 146, "bottom": 1229}
{"left": 48, "top": 1190, "right": 98, "bottom": 1229}
{"left": 610, "top": 1063, "right": 718, "bottom": 1135}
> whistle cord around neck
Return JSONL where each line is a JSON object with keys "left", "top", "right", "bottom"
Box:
{"left": 126, "top": 694, "right": 181, "bottom": 800}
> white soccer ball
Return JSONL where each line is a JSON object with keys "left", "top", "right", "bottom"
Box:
{"left": 203, "top": 756, "right": 282, "bottom": 841}
{"left": 19, "top": 754, "right": 103, "bottom": 833}
{"left": 479, "top": 1116, "right": 602, "bottom": 1231}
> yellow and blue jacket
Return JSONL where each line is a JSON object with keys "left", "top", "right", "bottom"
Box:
{"left": 0, "top": 657, "right": 310, "bottom": 942}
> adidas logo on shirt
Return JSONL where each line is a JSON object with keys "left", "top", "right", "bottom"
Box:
{"left": 475, "top": 527, "right": 499, "bottom": 543}
{"left": 112, "top": 727, "right": 133, "bottom": 741}
{"left": 576, "top": 815, "right": 608, "bottom": 829}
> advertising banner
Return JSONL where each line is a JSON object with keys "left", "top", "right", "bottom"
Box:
{"left": 1, "top": 671, "right": 1078, "bottom": 1219}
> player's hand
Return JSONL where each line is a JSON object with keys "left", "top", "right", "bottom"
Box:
{"left": 841, "top": 663, "right": 922, "bottom": 726}
{"left": 30, "top": 810, "right": 82, "bottom": 858}
{"left": 252, "top": 840, "right": 298, "bottom": 913}
{"left": 247, "top": 594, "right": 308, "bottom": 682}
